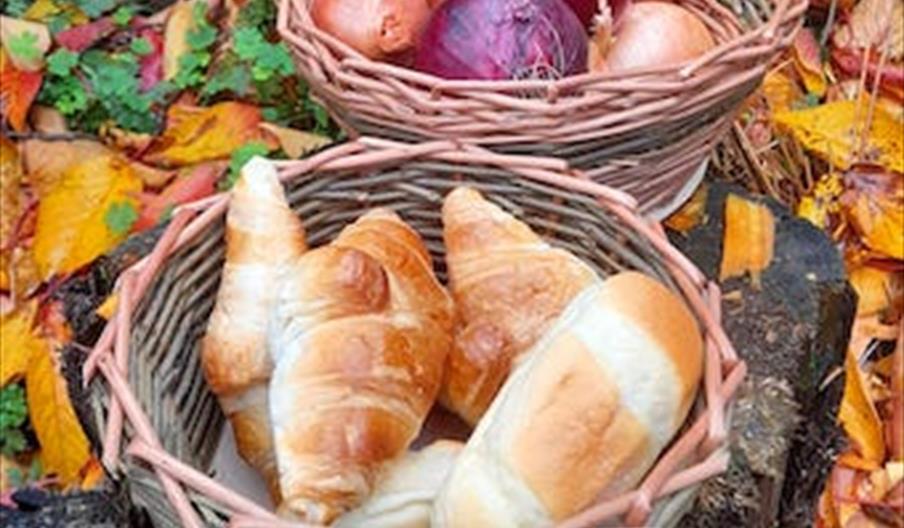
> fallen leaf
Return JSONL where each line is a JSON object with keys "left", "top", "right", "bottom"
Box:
{"left": 1, "top": 247, "right": 40, "bottom": 300}
{"left": 841, "top": 168, "right": 904, "bottom": 260}
{"left": 24, "top": 0, "right": 88, "bottom": 25}
{"left": 30, "top": 105, "right": 68, "bottom": 133}
{"left": 850, "top": 265, "right": 903, "bottom": 317}
{"left": 143, "top": 102, "right": 277, "bottom": 167}
{"left": 163, "top": 0, "right": 199, "bottom": 81}
{"left": 259, "top": 122, "right": 332, "bottom": 159}
{"left": 833, "top": 0, "right": 903, "bottom": 62}
{"left": 832, "top": 47, "right": 904, "bottom": 102}
{"left": 138, "top": 29, "right": 164, "bottom": 91}
{"left": 0, "top": 302, "right": 39, "bottom": 385}
{"left": 720, "top": 194, "right": 775, "bottom": 286}
{"left": 762, "top": 69, "right": 804, "bottom": 113}
{"left": 80, "top": 457, "right": 104, "bottom": 489}
{"left": 26, "top": 336, "right": 91, "bottom": 486}
{"left": 95, "top": 293, "right": 117, "bottom": 320}
{"left": 839, "top": 320, "right": 888, "bottom": 465}
{"left": 890, "top": 329, "right": 903, "bottom": 460}
{"left": 99, "top": 125, "right": 155, "bottom": 157}
{"left": 54, "top": 16, "right": 115, "bottom": 52}
{"left": 776, "top": 99, "right": 904, "bottom": 173}
{"left": 32, "top": 147, "right": 143, "bottom": 280}
{"left": 1, "top": 136, "right": 23, "bottom": 251}
{"left": 792, "top": 28, "right": 828, "bottom": 97}
{"left": 665, "top": 183, "right": 708, "bottom": 233}
{"left": 133, "top": 161, "right": 224, "bottom": 231}
{"left": 0, "top": 49, "right": 43, "bottom": 132}
{"left": 0, "top": 16, "right": 51, "bottom": 71}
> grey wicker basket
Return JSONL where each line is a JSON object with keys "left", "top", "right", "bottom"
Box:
{"left": 85, "top": 139, "right": 743, "bottom": 527}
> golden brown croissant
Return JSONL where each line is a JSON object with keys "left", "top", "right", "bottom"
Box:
{"left": 200, "top": 157, "right": 307, "bottom": 502}
{"left": 270, "top": 209, "right": 454, "bottom": 523}
{"left": 432, "top": 272, "right": 704, "bottom": 527}
{"left": 440, "top": 187, "right": 601, "bottom": 425}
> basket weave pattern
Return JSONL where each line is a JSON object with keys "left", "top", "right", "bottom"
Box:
{"left": 85, "top": 139, "right": 745, "bottom": 527}
{"left": 276, "top": 0, "right": 806, "bottom": 214}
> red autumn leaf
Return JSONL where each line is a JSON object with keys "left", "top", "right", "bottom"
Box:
{"left": 54, "top": 17, "right": 115, "bottom": 52}
{"left": 832, "top": 47, "right": 904, "bottom": 101}
{"left": 133, "top": 161, "right": 225, "bottom": 232}
{"left": 0, "top": 50, "right": 42, "bottom": 132}
{"left": 138, "top": 29, "right": 164, "bottom": 91}
{"left": 792, "top": 27, "right": 828, "bottom": 96}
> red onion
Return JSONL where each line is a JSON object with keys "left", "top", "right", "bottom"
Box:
{"left": 414, "top": 0, "right": 589, "bottom": 81}
{"left": 590, "top": 1, "right": 715, "bottom": 73}
{"left": 311, "top": 0, "right": 433, "bottom": 61}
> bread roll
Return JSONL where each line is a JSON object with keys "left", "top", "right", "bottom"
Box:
{"left": 440, "top": 187, "right": 601, "bottom": 425}
{"left": 335, "top": 440, "right": 463, "bottom": 528}
{"left": 201, "top": 157, "right": 307, "bottom": 502}
{"left": 432, "top": 272, "right": 703, "bottom": 527}
{"left": 270, "top": 209, "right": 454, "bottom": 523}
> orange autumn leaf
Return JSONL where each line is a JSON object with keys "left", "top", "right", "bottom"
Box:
{"left": 0, "top": 302, "right": 39, "bottom": 385}
{"left": 839, "top": 323, "right": 887, "bottom": 465}
{"left": 841, "top": 169, "right": 904, "bottom": 260}
{"left": 762, "top": 69, "right": 804, "bottom": 113}
{"left": 1, "top": 136, "right": 23, "bottom": 251}
{"left": 773, "top": 100, "right": 904, "bottom": 173}
{"left": 32, "top": 144, "right": 143, "bottom": 280}
{"left": 163, "top": 0, "right": 199, "bottom": 81}
{"left": 665, "top": 183, "right": 708, "bottom": 233}
{"left": 849, "top": 265, "right": 903, "bottom": 317}
{"left": 26, "top": 336, "right": 92, "bottom": 486}
{"left": 720, "top": 194, "right": 775, "bottom": 285}
{"left": 259, "top": 122, "right": 332, "bottom": 159}
{"left": 143, "top": 102, "right": 277, "bottom": 167}
{"left": 792, "top": 28, "right": 828, "bottom": 97}
{"left": 80, "top": 456, "right": 104, "bottom": 489}
{"left": 95, "top": 293, "right": 117, "bottom": 320}
{"left": 0, "top": 49, "right": 42, "bottom": 132}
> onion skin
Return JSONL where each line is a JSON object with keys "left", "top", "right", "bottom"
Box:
{"left": 310, "top": 0, "right": 433, "bottom": 61}
{"left": 414, "top": 0, "right": 588, "bottom": 81}
{"left": 591, "top": 1, "right": 715, "bottom": 73}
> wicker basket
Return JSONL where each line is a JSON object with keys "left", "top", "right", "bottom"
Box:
{"left": 84, "top": 139, "right": 745, "bottom": 528}
{"left": 276, "top": 0, "right": 806, "bottom": 216}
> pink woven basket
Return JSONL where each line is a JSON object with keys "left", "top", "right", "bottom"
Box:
{"left": 85, "top": 139, "right": 745, "bottom": 527}
{"left": 276, "top": 0, "right": 806, "bottom": 215}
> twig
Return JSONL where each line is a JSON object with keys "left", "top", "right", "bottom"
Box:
{"left": 820, "top": 0, "right": 839, "bottom": 47}
{"left": 1, "top": 130, "right": 96, "bottom": 141}
{"left": 859, "top": 43, "right": 890, "bottom": 160}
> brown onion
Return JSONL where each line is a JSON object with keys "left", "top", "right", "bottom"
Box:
{"left": 311, "top": 0, "right": 433, "bottom": 61}
{"left": 590, "top": 1, "right": 715, "bottom": 73}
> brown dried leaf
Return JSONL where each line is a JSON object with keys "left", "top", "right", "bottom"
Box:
{"left": 792, "top": 28, "right": 828, "bottom": 97}
{"left": 833, "top": 0, "right": 903, "bottom": 61}
{"left": 841, "top": 168, "right": 904, "bottom": 260}
{"left": 664, "top": 183, "right": 708, "bottom": 233}
{"left": 259, "top": 122, "right": 332, "bottom": 159}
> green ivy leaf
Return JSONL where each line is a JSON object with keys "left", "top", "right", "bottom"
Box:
{"left": 223, "top": 142, "right": 271, "bottom": 190}
{"left": 4, "top": 0, "right": 33, "bottom": 18}
{"left": 104, "top": 201, "right": 138, "bottom": 235}
{"left": 130, "top": 37, "right": 152, "bottom": 56}
{"left": 46, "top": 49, "right": 79, "bottom": 76}
{"left": 7, "top": 30, "right": 41, "bottom": 64}
{"left": 0, "top": 384, "right": 28, "bottom": 457}
{"left": 112, "top": 5, "right": 133, "bottom": 26}
{"left": 76, "top": 0, "right": 117, "bottom": 18}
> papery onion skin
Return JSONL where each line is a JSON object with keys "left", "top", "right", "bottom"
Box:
{"left": 311, "top": 0, "right": 433, "bottom": 61}
{"left": 591, "top": 1, "right": 715, "bottom": 73}
{"left": 414, "top": 0, "right": 589, "bottom": 81}
{"left": 564, "top": 0, "right": 602, "bottom": 27}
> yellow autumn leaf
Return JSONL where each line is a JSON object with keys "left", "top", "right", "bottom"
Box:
{"left": 761, "top": 70, "right": 803, "bottom": 113}
{"left": 796, "top": 172, "right": 843, "bottom": 230}
{"left": 773, "top": 100, "right": 904, "bottom": 173}
{"left": 26, "top": 338, "right": 92, "bottom": 486}
{"left": 849, "top": 266, "right": 902, "bottom": 317}
{"left": 0, "top": 302, "right": 39, "bottom": 385}
{"left": 32, "top": 150, "right": 142, "bottom": 280}
{"left": 163, "top": 0, "right": 199, "bottom": 81}
{"left": 95, "top": 293, "right": 118, "bottom": 320}
{"left": 841, "top": 169, "right": 904, "bottom": 260}
{"left": 720, "top": 194, "right": 775, "bottom": 286}
{"left": 665, "top": 183, "right": 708, "bottom": 233}
{"left": 24, "top": 0, "right": 88, "bottom": 24}
{"left": 839, "top": 341, "right": 886, "bottom": 465}
{"left": 143, "top": 102, "right": 278, "bottom": 167}
{"left": 259, "top": 122, "right": 332, "bottom": 159}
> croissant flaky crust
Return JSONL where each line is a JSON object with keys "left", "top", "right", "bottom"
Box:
{"left": 270, "top": 209, "right": 454, "bottom": 523}
{"left": 432, "top": 272, "right": 704, "bottom": 527}
{"left": 440, "top": 187, "right": 601, "bottom": 425}
{"left": 200, "top": 157, "right": 307, "bottom": 502}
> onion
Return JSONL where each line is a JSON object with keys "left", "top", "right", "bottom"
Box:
{"left": 414, "top": 0, "right": 588, "bottom": 81}
{"left": 563, "top": 0, "right": 630, "bottom": 29}
{"left": 590, "top": 1, "right": 715, "bottom": 73}
{"left": 310, "top": 0, "right": 433, "bottom": 61}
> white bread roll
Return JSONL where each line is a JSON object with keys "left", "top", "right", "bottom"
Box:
{"left": 335, "top": 440, "right": 463, "bottom": 528}
{"left": 432, "top": 272, "right": 704, "bottom": 527}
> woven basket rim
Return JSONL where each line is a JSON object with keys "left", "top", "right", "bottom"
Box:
{"left": 84, "top": 139, "right": 746, "bottom": 528}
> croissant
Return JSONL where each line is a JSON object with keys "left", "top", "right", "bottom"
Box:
{"left": 334, "top": 440, "right": 463, "bottom": 528}
{"left": 432, "top": 272, "right": 704, "bottom": 527}
{"left": 270, "top": 209, "right": 454, "bottom": 523}
{"left": 440, "top": 187, "right": 601, "bottom": 425}
{"left": 200, "top": 157, "right": 307, "bottom": 502}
